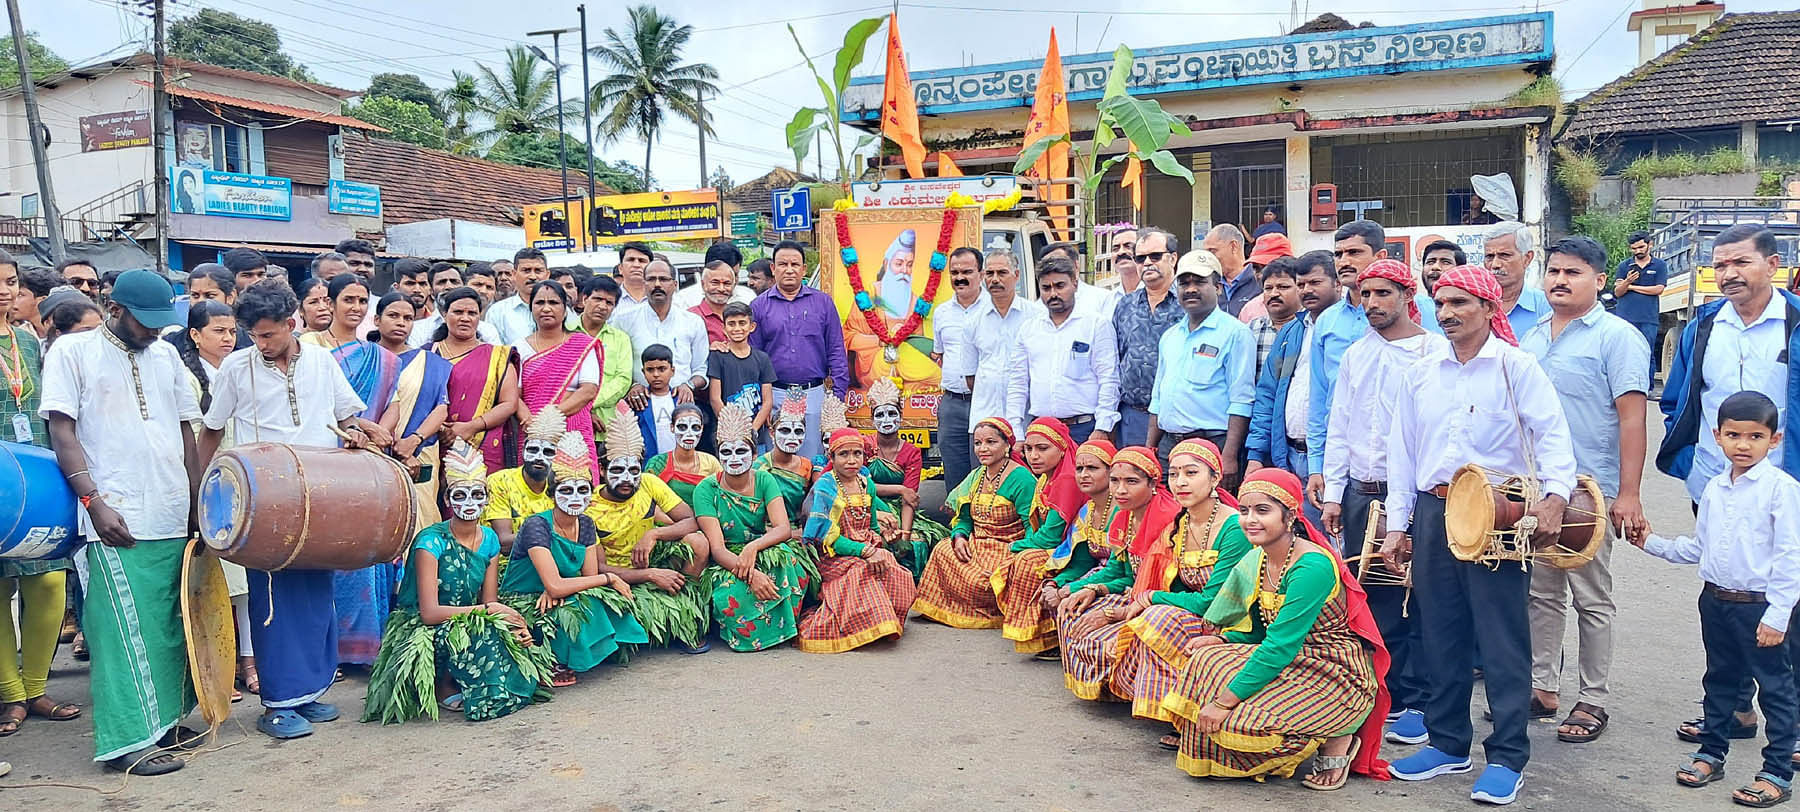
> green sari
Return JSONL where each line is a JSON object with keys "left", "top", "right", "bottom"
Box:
{"left": 498, "top": 513, "right": 649, "bottom": 671}
{"left": 363, "top": 522, "right": 553, "bottom": 723}
{"left": 864, "top": 451, "right": 946, "bottom": 583}
{"left": 694, "top": 472, "right": 818, "bottom": 652}
{"left": 754, "top": 453, "right": 813, "bottom": 527}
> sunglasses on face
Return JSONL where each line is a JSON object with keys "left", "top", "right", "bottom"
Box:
{"left": 1134, "top": 251, "right": 1170, "bottom": 264}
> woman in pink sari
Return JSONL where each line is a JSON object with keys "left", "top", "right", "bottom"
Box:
{"left": 433, "top": 288, "right": 519, "bottom": 473}
{"left": 513, "top": 281, "right": 600, "bottom": 476}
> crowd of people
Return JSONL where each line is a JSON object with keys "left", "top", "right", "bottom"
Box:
{"left": 1, "top": 216, "right": 1796, "bottom": 808}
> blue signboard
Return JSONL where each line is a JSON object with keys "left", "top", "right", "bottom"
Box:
{"left": 771, "top": 186, "right": 812, "bottom": 233}
{"left": 328, "top": 179, "right": 382, "bottom": 216}
{"left": 172, "top": 168, "right": 291, "bottom": 221}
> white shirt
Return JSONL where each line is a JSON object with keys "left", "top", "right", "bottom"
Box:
{"left": 615, "top": 304, "right": 709, "bottom": 387}
{"left": 408, "top": 314, "right": 499, "bottom": 349}
{"left": 649, "top": 392, "right": 676, "bottom": 453}
{"left": 1385, "top": 335, "right": 1577, "bottom": 531}
{"left": 513, "top": 337, "right": 599, "bottom": 387}
{"left": 671, "top": 282, "right": 757, "bottom": 313}
{"left": 968, "top": 297, "right": 1044, "bottom": 431}
{"left": 40, "top": 328, "right": 202, "bottom": 542}
{"left": 930, "top": 292, "right": 988, "bottom": 395}
{"left": 1005, "top": 307, "right": 1120, "bottom": 434}
{"left": 1646, "top": 458, "right": 1800, "bottom": 631}
{"left": 1690, "top": 293, "right": 1790, "bottom": 500}
{"left": 1323, "top": 330, "right": 1448, "bottom": 503}
{"left": 204, "top": 342, "right": 366, "bottom": 448}
{"left": 1075, "top": 281, "right": 1120, "bottom": 321}
{"left": 482, "top": 295, "right": 534, "bottom": 346}
{"left": 1284, "top": 320, "right": 1313, "bottom": 441}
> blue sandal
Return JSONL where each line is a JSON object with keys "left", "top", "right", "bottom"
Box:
{"left": 439, "top": 693, "right": 465, "bottom": 712}
{"left": 257, "top": 710, "right": 314, "bottom": 740}
{"left": 295, "top": 701, "right": 340, "bottom": 723}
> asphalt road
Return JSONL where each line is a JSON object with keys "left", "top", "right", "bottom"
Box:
{"left": 0, "top": 420, "right": 1760, "bottom": 811}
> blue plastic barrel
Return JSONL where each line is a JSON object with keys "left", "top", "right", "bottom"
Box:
{"left": 0, "top": 440, "right": 82, "bottom": 560}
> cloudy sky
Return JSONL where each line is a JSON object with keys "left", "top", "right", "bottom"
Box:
{"left": 27, "top": 0, "right": 1789, "bottom": 191}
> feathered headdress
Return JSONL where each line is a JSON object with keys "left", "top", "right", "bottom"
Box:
{"left": 776, "top": 387, "right": 808, "bottom": 425}
{"left": 442, "top": 439, "right": 485, "bottom": 485}
{"left": 602, "top": 404, "right": 643, "bottom": 462}
{"left": 820, "top": 391, "right": 848, "bottom": 435}
{"left": 526, "top": 405, "right": 565, "bottom": 443}
{"left": 866, "top": 376, "right": 901, "bottom": 409}
{"left": 715, "top": 403, "right": 756, "bottom": 447}
{"left": 550, "top": 431, "right": 592, "bottom": 482}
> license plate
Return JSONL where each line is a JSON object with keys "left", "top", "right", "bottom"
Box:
{"left": 899, "top": 428, "right": 931, "bottom": 449}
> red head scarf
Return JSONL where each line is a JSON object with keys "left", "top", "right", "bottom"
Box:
{"left": 1433, "top": 264, "right": 1516, "bottom": 346}
{"left": 1104, "top": 447, "right": 1184, "bottom": 597}
{"left": 1075, "top": 439, "right": 1116, "bottom": 467}
{"left": 827, "top": 427, "right": 866, "bottom": 456}
{"left": 1026, "top": 417, "right": 1086, "bottom": 524}
{"left": 1168, "top": 437, "right": 1239, "bottom": 509}
{"left": 1357, "top": 258, "right": 1420, "bottom": 324}
{"left": 1235, "top": 467, "right": 1395, "bottom": 780}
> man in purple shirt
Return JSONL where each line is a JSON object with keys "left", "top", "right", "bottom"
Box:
{"left": 751, "top": 239, "right": 850, "bottom": 459}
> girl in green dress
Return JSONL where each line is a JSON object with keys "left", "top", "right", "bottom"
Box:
{"left": 755, "top": 388, "right": 816, "bottom": 537}
{"left": 694, "top": 405, "right": 813, "bottom": 651}
{"left": 363, "top": 441, "right": 552, "bottom": 723}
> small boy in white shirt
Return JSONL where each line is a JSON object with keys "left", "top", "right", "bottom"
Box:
{"left": 1634, "top": 391, "right": 1800, "bottom": 806}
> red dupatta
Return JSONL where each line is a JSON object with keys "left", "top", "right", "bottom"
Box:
{"left": 1026, "top": 417, "right": 1086, "bottom": 526}
{"left": 1105, "top": 447, "right": 1184, "bottom": 597}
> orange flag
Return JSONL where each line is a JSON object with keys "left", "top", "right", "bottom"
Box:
{"left": 881, "top": 14, "right": 927, "bottom": 179}
{"left": 936, "top": 152, "right": 963, "bottom": 177}
{"left": 1023, "top": 29, "right": 1071, "bottom": 239}
{"left": 1119, "top": 141, "right": 1144, "bottom": 212}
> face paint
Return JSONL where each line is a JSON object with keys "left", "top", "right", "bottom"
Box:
{"left": 446, "top": 483, "right": 488, "bottom": 521}
{"left": 553, "top": 479, "right": 593, "bottom": 516}
{"left": 522, "top": 439, "right": 556, "bottom": 464}
{"left": 673, "top": 414, "right": 704, "bottom": 450}
{"left": 872, "top": 404, "right": 901, "bottom": 435}
{"left": 773, "top": 419, "right": 807, "bottom": 453}
{"left": 719, "top": 441, "right": 754, "bottom": 475}
{"left": 605, "top": 458, "right": 642, "bottom": 495}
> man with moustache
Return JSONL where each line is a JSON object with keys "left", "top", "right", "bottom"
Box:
{"left": 1486, "top": 221, "right": 1550, "bottom": 341}
{"left": 1383, "top": 265, "right": 1575, "bottom": 804}
{"left": 1108, "top": 225, "right": 1139, "bottom": 294}
{"left": 930, "top": 246, "right": 987, "bottom": 495}
{"left": 1420, "top": 239, "right": 1466, "bottom": 294}
{"left": 1145, "top": 250, "right": 1254, "bottom": 480}
{"left": 1246, "top": 254, "right": 1339, "bottom": 495}
{"left": 1320, "top": 258, "right": 1447, "bottom": 748}
{"left": 1519, "top": 235, "right": 1649, "bottom": 746}
{"left": 1613, "top": 230, "right": 1668, "bottom": 383}
{"left": 617, "top": 259, "right": 709, "bottom": 405}
{"left": 334, "top": 239, "right": 378, "bottom": 282}
{"left": 483, "top": 248, "right": 551, "bottom": 345}
{"left": 1246, "top": 258, "right": 1302, "bottom": 371}
{"left": 744, "top": 258, "right": 775, "bottom": 297}
{"left": 1039, "top": 242, "right": 1118, "bottom": 320}
{"left": 1202, "top": 224, "right": 1260, "bottom": 318}
{"left": 750, "top": 240, "right": 850, "bottom": 460}
{"left": 1111, "top": 228, "right": 1185, "bottom": 447}
{"left": 967, "top": 250, "right": 1042, "bottom": 438}
{"left": 675, "top": 242, "right": 756, "bottom": 318}
{"left": 1006, "top": 256, "right": 1118, "bottom": 443}
{"left": 490, "top": 259, "right": 516, "bottom": 301}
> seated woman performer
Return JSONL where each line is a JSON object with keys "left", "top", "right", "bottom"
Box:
{"left": 796, "top": 400, "right": 916, "bottom": 653}
{"left": 991, "top": 418, "right": 1087, "bottom": 656}
{"left": 694, "top": 404, "right": 810, "bottom": 652}
{"left": 860, "top": 377, "right": 950, "bottom": 580}
{"left": 1057, "top": 444, "right": 1247, "bottom": 712}
{"left": 363, "top": 440, "right": 551, "bottom": 723}
{"left": 1039, "top": 439, "right": 1119, "bottom": 608}
{"left": 645, "top": 403, "right": 721, "bottom": 505}
{"left": 1160, "top": 468, "right": 1390, "bottom": 790}
{"left": 914, "top": 417, "right": 1038, "bottom": 630}
{"left": 755, "top": 388, "right": 816, "bottom": 537}
{"left": 498, "top": 432, "right": 648, "bottom": 686}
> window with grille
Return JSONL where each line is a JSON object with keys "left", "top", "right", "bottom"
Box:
{"left": 1311, "top": 127, "right": 1524, "bottom": 229}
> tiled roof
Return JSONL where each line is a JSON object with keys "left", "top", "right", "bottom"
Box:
{"left": 145, "top": 81, "right": 385, "bottom": 131}
{"left": 342, "top": 134, "right": 605, "bottom": 227}
{"left": 1561, "top": 11, "right": 1800, "bottom": 140}
{"left": 725, "top": 166, "right": 821, "bottom": 211}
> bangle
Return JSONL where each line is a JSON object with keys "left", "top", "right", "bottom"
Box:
{"left": 1209, "top": 697, "right": 1235, "bottom": 711}
{"left": 64, "top": 468, "right": 88, "bottom": 482}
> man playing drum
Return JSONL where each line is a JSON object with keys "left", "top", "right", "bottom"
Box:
{"left": 1381, "top": 266, "right": 1576, "bottom": 806}
{"left": 200, "top": 280, "right": 388, "bottom": 741}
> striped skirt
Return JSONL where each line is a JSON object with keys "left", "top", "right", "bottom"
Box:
{"left": 1057, "top": 594, "right": 1133, "bottom": 700}
{"left": 991, "top": 548, "right": 1057, "bottom": 653}
{"left": 913, "top": 536, "right": 1010, "bottom": 629}
{"left": 796, "top": 554, "right": 916, "bottom": 653}
{"left": 1116, "top": 605, "right": 1213, "bottom": 722}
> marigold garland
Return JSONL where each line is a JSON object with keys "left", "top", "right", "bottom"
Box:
{"left": 838, "top": 204, "right": 958, "bottom": 348}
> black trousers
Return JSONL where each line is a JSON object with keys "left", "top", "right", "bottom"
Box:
{"left": 1344, "top": 482, "right": 1427, "bottom": 711}
{"left": 1411, "top": 491, "right": 1533, "bottom": 771}
{"left": 1698, "top": 589, "right": 1799, "bottom": 780}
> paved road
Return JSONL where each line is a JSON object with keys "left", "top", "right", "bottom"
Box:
{"left": 0, "top": 422, "right": 1756, "bottom": 810}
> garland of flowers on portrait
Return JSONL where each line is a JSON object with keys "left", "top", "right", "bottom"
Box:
{"left": 836, "top": 207, "right": 954, "bottom": 349}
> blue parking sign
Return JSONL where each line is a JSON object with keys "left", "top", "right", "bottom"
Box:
{"left": 771, "top": 186, "right": 812, "bottom": 233}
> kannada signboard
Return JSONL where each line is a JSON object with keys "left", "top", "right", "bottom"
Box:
{"left": 171, "top": 169, "right": 292, "bottom": 221}
{"left": 328, "top": 179, "right": 382, "bottom": 216}
{"left": 850, "top": 177, "right": 1020, "bottom": 210}
{"left": 589, "top": 189, "right": 721, "bottom": 246}
{"left": 79, "top": 110, "right": 151, "bottom": 152}
{"left": 729, "top": 211, "right": 760, "bottom": 237}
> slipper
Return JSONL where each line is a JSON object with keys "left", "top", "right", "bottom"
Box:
{"left": 1735, "top": 772, "right": 1793, "bottom": 808}
{"left": 257, "top": 709, "right": 314, "bottom": 740}
{"left": 24, "top": 695, "right": 82, "bottom": 721}
{"left": 1159, "top": 732, "right": 1180, "bottom": 751}
{"left": 103, "top": 745, "right": 184, "bottom": 776}
{"left": 679, "top": 639, "right": 711, "bottom": 655}
{"left": 551, "top": 666, "right": 576, "bottom": 688}
{"left": 0, "top": 701, "right": 23, "bottom": 737}
{"left": 231, "top": 688, "right": 243, "bottom": 703}
{"left": 1679, "top": 755, "right": 1725, "bottom": 788}
{"left": 1484, "top": 696, "right": 1556, "bottom": 722}
{"left": 1303, "top": 737, "right": 1363, "bottom": 791}
{"left": 439, "top": 693, "right": 465, "bottom": 713}
{"left": 294, "top": 701, "right": 340, "bottom": 723}
{"left": 1681, "top": 715, "right": 1759, "bottom": 743}
{"left": 71, "top": 633, "right": 87, "bottom": 661}
{"left": 160, "top": 725, "right": 207, "bottom": 752}
{"left": 1033, "top": 648, "right": 1062, "bottom": 662}
{"left": 1557, "top": 702, "right": 1608, "bottom": 743}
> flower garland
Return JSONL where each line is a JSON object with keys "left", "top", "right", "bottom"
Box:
{"left": 837, "top": 203, "right": 957, "bottom": 349}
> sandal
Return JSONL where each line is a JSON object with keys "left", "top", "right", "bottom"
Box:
{"left": 239, "top": 658, "right": 260, "bottom": 695}
{"left": 58, "top": 611, "right": 78, "bottom": 644}
{"left": 161, "top": 725, "right": 207, "bottom": 751}
{"left": 1735, "top": 772, "right": 1793, "bottom": 808}
{"left": 0, "top": 701, "right": 23, "bottom": 736}
{"left": 1303, "top": 736, "right": 1363, "bottom": 791}
{"left": 1557, "top": 702, "right": 1608, "bottom": 743}
{"left": 1681, "top": 714, "right": 1759, "bottom": 743}
{"left": 71, "top": 632, "right": 87, "bottom": 661}
{"left": 1484, "top": 695, "right": 1557, "bottom": 722}
{"left": 1158, "top": 732, "right": 1180, "bottom": 751}
{"left": 550, "top": 666, "right": 576, "bottom": 688}
{"left": 439, "top": 693, "right": 465, "bottom": 713}
{"left": 24, "top": 695, "right": 82, "bottom": 721}
{"left": 103, "top": 745, "right": 184, "bottom": 776}
{"left": 1678, "top": 755, "right": 1725, "bottom": 788}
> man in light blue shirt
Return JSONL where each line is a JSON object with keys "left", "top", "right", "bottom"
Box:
{"left": 1519, "top": 235, "right": 1650, "bottom": 746}
{"left": 1146, "top": 250, "right": 1255, "bottom": 482}
{"left": 1485, "top": 220, "right": 1551, "bottom": 340}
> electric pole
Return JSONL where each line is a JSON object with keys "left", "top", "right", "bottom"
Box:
{"left": 6, "top": 0, "right": 65, "bottom": 262}
{"left": 697, "top": 88, "right": 707, "bottom": 188}
{"left": 527, "top": 27, "right": 578, "bottom": 254}
{"left": 151, "top": 0, "right": 168, "bottom": 275}
{"left": 578, "top": 4, "right": 595, "bottom": 251}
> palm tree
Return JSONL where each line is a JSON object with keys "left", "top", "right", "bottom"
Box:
{"left": 470, "top": 45, "right": 566, "bottom": 150}
{"left": 439, "top": 69, "right": 481, "bottom": 155}
{"left": 590, "top": 5, "right": 719, "bottom": 190}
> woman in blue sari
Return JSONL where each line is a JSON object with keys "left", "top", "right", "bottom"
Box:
{"left": 303, "top": 275, "right": 403, "bottom": 668}
{"left": 370, "top": 292, "right": 452, "bottom": 526}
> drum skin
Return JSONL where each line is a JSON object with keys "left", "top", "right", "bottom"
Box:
{"left": 196, "top": 443, "right": 416, "bottom": 571}
{"left": 1445, "top": 463, "right": 1607, "bottom": 570}
{"left": 181, "top": 539, "right": 235, "bottom": 729}
{"left": 0, "top": 440, "right": 83, "bottom": 560}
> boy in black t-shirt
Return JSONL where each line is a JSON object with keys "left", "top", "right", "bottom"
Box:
{"left": 708, "top": 301, "right": 776, "bottom": 443}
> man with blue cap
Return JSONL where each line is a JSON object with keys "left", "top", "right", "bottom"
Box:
{"left": 40, "top": 269, "right": 204, "bottom": 775}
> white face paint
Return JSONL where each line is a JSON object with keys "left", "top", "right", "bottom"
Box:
{"left": 605, "top": 458, "right": 642, "bottom": 494}
{"left": 553, "top": 479, "right": 593, "bottom": 516}
{"left": 719, "top": 441, "right": 754, "bottom": 475}
{"left": 773, "top": 419, "right": 807, "bottom": 453}
{"left": 673, "top": 414, "right": 704, "bottom": 450}
{"left": 872, "top": 404, "right": 902, "bottom": 435}
{"left": 522, "top": 438, "right": 557, "bottom": 465}
{"left": 446, "top": 483, "right": 488, "bottom": 521}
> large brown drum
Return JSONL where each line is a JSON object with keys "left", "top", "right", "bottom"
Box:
{"left": 1445, "top": 463, "right": 1607, "bottom": 570}
{"left": 196, "top": 443, "right": 417, "bottom": 571}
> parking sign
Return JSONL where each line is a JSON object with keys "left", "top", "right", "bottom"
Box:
{"left": 771, "top": 186, "right": 812, "bottom": 233}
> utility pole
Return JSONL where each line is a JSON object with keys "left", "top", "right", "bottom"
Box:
{"left": 696, "top": 88, "right": 707, "bottom": 188}
{"left": 6, "top": 0, "right": 65, "bottom": 262}
{"left": 527, "top": 27, "right": 578, "bottom": 254}
{"left": 151, "top": 0, "right": 168, "bottom": 275}
{"left": 577, "top": 4, "right": 595, "bottom": 252}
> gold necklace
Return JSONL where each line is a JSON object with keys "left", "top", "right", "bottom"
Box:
{"left": 1257, "top": 541, "right": 1300, "bottom": 624}
{"left": 1184, "top": 503, "right": 1222, "bottom": 557}
{"left": 99, "top": 326, "right": 150, "bottom": 420}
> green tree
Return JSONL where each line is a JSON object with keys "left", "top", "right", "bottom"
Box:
{"left": 170, "top": 9, "right": 313, "bottom": 81}
{"left": 708, "top": 166, "right": 734, "bottom": 195}
{"left": 486, "top": 130, "right": 593, "bottom": 173}
{"left": 590, "top": 5, "right": 719, "bottom": 190}
{"left": 0, "top": 33, "right": 68, "bottom": 88}
{"left": 439, "top": 69, "right": 481, "bottom": 155}
{"left": 597, "top": 160, "right": 653, "bottom": 194}
{"left": 348, "top": 96, "right": 446, "bottom": 150}
{"left": 470, "top": 46, "right": 567, "bottom": 149}
{"left": 366, "top": 73, "right": 441, "bottom": 119}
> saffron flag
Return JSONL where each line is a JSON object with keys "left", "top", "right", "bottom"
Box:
{"left": 1023, "top": 29, "right": 1071, "bottom": 239}
{"left": 1120, "top": 141, "right": 1144, "bottom": 212}
{"left": 937, "top": 152, "right": 963, "bottom": 177}
{"left": 881, "top": 14, "right": 927, "bottom": 179}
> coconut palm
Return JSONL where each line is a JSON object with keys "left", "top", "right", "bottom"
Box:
{"left": 439, "top": 69, "right": 482, "bottom": 154}
{"left": 590, "top": 5, "right": 719, "bottom": 189}
{"left": 470, "top": 45, "right": 567, "bottom": 151}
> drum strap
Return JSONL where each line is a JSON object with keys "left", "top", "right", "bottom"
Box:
{"left": 1499, "top": 358, "right": 1544, "bottom": 563}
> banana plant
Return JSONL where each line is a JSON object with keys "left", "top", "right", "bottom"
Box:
{"left": 785, "top": 17, "right": 884, "bottom": 185}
